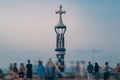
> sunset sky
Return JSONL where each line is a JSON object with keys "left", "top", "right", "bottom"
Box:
{"left": 0, "top": 0, "right": 120, "bottom": 68}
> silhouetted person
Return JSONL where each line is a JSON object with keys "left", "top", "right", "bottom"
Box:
{"left": 94, "top": 62, "right": 100, "bottom": 80}
{"left": 103, "top": 62, "right": 111, "bottom": 80}
{"left": 0, "top": 68, "right": 4, "bottom": 79}
{"left": 37, "top": 60, "right": 45, "bottom": 80}
{"left": 26, "top": 60, "right": 33, "bottom": 80}
{"left": 87, "top": 61, "right": 93, "bottom": 80}
{"left": 13, "top": 63, "right": 19, "bottom": 80}
{"left": 18, "top": 68, "right": 25, "bottom": 79}
{"left": 20, "top": 63, "right": 26, "bottom": 73}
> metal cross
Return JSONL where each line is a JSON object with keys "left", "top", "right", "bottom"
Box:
{"left": 56, "top": 5, "right": 66, "bottom": 16}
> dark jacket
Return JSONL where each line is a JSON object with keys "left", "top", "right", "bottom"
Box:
{"left": 87, "top": 64, "right": 93, "bottom": 73}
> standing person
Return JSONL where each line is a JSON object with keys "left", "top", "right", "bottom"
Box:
{"left": 13, "top": 63, "right": 19, "bottom": 80}
{"left": 37, "top": 60, "right": 45, "bottom": 80}
{"left": 103, "top": 62, "right": 111, "bottom": 80}
{"left": 115, "top": 63, "right": 120, "bottom": 79}
{"left": 9, "top": 63, "right": 13, "bottom": 73}
{"left": 46, "top": 58, "right": 55, "bottom": 80}
{"left": 94, "top": 62, "right": 100, "bottom": 80}
{"left": 26, "top": 60, "right": 33, "bottom": 80}
{"left": 87, "top": 61, "right": 93, "bottom": 80}
{"left": 18, "top": 68, "right": 25, "bottom": 80}
{"left": 20, "top": 63, "right": 26, "bottom": 74}
{"left": 75, "top": 61, "right": 81, "bottom": 80}
{"left": 18, "top": 63, "right": 26, "bottom": 80}
{"left": 0, "top": 68, "right": 4, "bottom": 80}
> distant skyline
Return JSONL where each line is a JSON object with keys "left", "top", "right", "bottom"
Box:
{"left": 0, "top": 0, "right": 120, "bottom": 68}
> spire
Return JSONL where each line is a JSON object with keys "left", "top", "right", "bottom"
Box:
{"left": 56, "top": 5, "right": 66, "bottom": 27}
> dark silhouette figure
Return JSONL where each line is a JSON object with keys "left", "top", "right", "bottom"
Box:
{"left": 87, "top": 61, "right": 93, "bottom": 80}
{"left": 26, "top": 60, "right": 33, "bottom": 80}
{"left": 13, "top": 63, "right": 19, "bottom": 80}
{"left": 103, "top": 62, "right": 111, "bottom": 80}
{"left": 19, "top": 63, "right": 26, "bottom": 79}
{"left": 0, "top": 68, "right": 4, "bottom": 79}
{"left": 94, "top": 62, "right": 100, "bottom": 80}
{"left": 18, "top": 68, "right": 25, "bottom": 79}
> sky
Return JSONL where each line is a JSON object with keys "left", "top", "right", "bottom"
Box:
{"left": 0, "top": 0, "right": 120, "bottom": 68}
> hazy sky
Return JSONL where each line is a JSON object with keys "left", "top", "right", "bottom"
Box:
{"left": 0, "top": 0, "right": 120, "bottom": 68}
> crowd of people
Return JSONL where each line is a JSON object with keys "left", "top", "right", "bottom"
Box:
{"left": 7, "top": 59, "right": 57, "bottom": 80}
{"left": 74, "top": 61, "right": 120, "bottom": 80}
{"left": 0, "top": 59, "right": 120, "bottom": 80}
{"left": 9, "top": 60, "right": 33, "bottom": 80}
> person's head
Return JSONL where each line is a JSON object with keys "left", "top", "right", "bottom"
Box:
{"left": 14, "top": 63, "right": 17, "bottom": 66}
{"left": 49, "top": 58, "right": 52, "bottom": 61}
{"left": 105, "top": 62, "right": 108, "bottom": 65}
{"left": 20, "top": 63, "right": 24, "bottom": 66}
{"left": 38, "top": 60, "right": 42, "bottom": 66}
{"left": 88, "top": 61, "right": 91, "bottom": 64}
{"left": 95, "top": 62, "right": 98, "bottom": 66}
{"left": 28, "top": 60, "right": 30, "bottom": 63}
{"left": 48, "top": 58, "right": 53, "bottom": 64}
{"left": 47, "top": 60, "right": 53, "bottom": 66}
{"left": 117, "top": 63, "right": 120, "bottom": 67}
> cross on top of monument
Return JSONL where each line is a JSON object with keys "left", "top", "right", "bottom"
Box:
{"left": 56, "top": 5, "right": 66, "bottom": 27}
{"left": 56, "top": 5, "right": 66, "bottom": 16}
